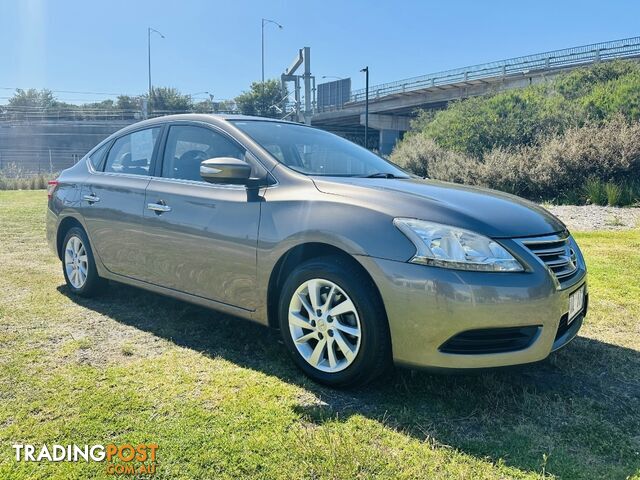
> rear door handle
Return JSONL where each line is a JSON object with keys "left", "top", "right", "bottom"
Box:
{"left": 147, "top": 202, "right": 171, "bottom": 213}
{"left": 83, "top": 194, "right": 100, "bottom": 204}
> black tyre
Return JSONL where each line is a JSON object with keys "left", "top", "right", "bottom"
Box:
{"left": 278, "top": 255, "right": 392, "bottom": 387}
{"left": 61, "top": 226, "right": 105, "bottom": 297}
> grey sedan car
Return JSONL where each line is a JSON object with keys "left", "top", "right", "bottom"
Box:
{"left": 47, "top": 114, "right": 587, "bottom": 387}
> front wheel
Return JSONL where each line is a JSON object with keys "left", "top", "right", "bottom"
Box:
{"left": 61, "top": 226, "right": 104, "bottom": 297}
{"left": 278, "top": 256, "right": 392, "bottom": 387}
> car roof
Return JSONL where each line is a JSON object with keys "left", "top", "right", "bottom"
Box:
{"left": 90, "top": 113, "right": 312, "bottom": 159}
{"left": 117, "top": 113, "right": 300, "bottom": 133}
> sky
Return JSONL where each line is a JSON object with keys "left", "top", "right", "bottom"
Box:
{"left": 1, "top": 0, "right": 639, "bottom": 105}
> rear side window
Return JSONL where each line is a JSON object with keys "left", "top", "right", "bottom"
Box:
{"left": 161, "top": 125, "right": 246, "bottom": 181}
{"left": 104, "top": 127, "right": 161, "bottom": 176}
{"left": 88, "top": 143, "right": 109, "bottom": 171}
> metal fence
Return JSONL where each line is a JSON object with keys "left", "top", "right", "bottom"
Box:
{"left": 349, "top": 36, "right": 640, "bottom": 103}
{"left": 0, "top": 108, "right": 238, "bottom": 124}
{"left": 0, "top": 148, "right": 82, "bottom": 176}
{"left": 0, "top": 107, "right": 142, "bottom": 123}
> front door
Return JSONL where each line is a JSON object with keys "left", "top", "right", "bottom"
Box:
{"left": 141, "top": 124, "right": 263, "bottom": 310}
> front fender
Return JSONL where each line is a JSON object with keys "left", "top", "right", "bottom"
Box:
{"left": 252, "top": 186, "right": 416, "bottom": 324}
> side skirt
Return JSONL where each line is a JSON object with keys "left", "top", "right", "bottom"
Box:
{"left": 98, "top": 269, "right": 261, "bottom": 324}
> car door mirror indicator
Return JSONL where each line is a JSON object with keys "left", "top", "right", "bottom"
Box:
{"left": 200, "top": 157, "right": 252, "bottom": 185}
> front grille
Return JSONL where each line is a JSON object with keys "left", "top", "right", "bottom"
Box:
{"left": 522, "top": 234, "right": 578, "bottom": 282}
{"left": 439, "top": 326, "right": 540, "bottom": 355}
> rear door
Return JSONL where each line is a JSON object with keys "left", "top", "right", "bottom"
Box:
{"left": 141, "top": 122, "right": 265, "bottom": 310}
{"left": 81, "top": 126, "right": 162, "bottom": 279}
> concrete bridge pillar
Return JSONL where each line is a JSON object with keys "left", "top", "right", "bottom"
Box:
{"left": 360, "top": 114, "right": 411, "bottom": 155}
{"left": 379, "top": 129, "right": 402, "bottom": 155}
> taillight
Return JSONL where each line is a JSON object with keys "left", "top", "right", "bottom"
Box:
{"left": 47, "top": 180, "right": 59, "bottom": 200}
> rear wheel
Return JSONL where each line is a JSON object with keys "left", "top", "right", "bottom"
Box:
{"left": 61, "top": 226, "right": 104, "bottom": 297}
{"left": 279, "top": 256, "right": 391, "bottom": 387}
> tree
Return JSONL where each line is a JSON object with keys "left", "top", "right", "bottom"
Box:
{"left": 149, "top": 87, "right": 192, "bottom": 112}
{"left": 82, "top": 99, "right": 115, "bottom": 110}
{"left": 192, "top": 99, "right": 213, "bottom": 113}
{"left": 213, "top": 99, "right": 236, "bottom": 114}
{"left": 116, "top": 95, "right": 140, "bottom": 111}
{"left": 235, "top": 79, "right": 285, "bottom": 118}
{"left": 8, "top": 88, "right": 56, "bottom": 109}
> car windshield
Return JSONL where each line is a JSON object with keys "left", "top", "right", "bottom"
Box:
{"left": 230, "top": 120, "right": 410, "bottom": 178}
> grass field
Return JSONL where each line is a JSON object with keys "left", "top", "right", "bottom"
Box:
{"left": 0, "top": 190, "right": 639, "bottom": 479}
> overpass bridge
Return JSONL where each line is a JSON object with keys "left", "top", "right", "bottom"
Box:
{"left": 311, "top": 36, "right": 640, "bottom": 153}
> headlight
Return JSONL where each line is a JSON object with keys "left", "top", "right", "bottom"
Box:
{"left": 393, "top": 218, "right": 524, "bottom": 272}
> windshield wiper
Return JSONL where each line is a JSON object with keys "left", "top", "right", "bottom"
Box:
{"left": 363, "top": 172, "right": 401, "bottom": 178}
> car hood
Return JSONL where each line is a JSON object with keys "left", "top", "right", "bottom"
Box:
{"left": 311, "top": 176, "right": 567, "bottom": 238}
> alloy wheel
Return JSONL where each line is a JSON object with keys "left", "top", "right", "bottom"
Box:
{"left": 288, "top": 278, "right": 362, "bottom": 373}
{"left": 64, "top": 235, "right": 88, "bottom": 289}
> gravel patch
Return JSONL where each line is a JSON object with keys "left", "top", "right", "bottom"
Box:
{"left": 543, "top": 204, "right": 640, "bottom": 231}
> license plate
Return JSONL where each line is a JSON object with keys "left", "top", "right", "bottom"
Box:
{"left": 568, "top": 286, "right": 585, "bottom": 324}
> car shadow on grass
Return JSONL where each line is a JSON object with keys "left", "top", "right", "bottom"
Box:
{"left": 59, "top": 282, "right": 640, "bottom": 479}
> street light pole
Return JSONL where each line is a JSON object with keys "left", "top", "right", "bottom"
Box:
{"left": 360, "top": 66, "right": 369, "bottom": 149}
{"left": 147, "top": 27, "right": 165, "bottom": 112}
{"left": 261, "top": 18, "right": 283, "bottom": 115}
{"left": 148, "top": 28, "right": 151, "bottom": 98}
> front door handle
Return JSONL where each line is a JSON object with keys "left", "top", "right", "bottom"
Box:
{"left": 147, "top": 202, "right": 171, "bottom": 214}
{"left": 83, "top": 193, "right": 100, "bottom": 204}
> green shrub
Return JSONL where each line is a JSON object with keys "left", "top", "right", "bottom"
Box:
{"left": 580, "top": 70, "right": 640, "bottom": 121}
{"left": 609, "top": 181, "right": 640, "bottom": 207}
{"left": 392, "top": 115, "right": 640, "bottom": 205}
{"left": 626, "top": 181, "right": 640, "bottom": 205}
{"left": 38, "top": 176, "right": 47, "bottom": 189}
{"left": 560, "top": 189, "right": 585, "bottom": 206}
{"left": 0, "top": 173, "right": 52, "bottom": 191}
{"left": 604, "top": 182, "right": 623, "bottom": 206}
{"left": 417, "top": 87, "right": 580, "bottom": 158}
{"left": 389, "top": 134, "right": 479, "bottom": 184}
{"left": 584, "top": 177, "right": 607, "bottom": 206}
{"left": 478, "top": 146, "right": 540, "bottom": 197}
{"left": 408, "top": 60, "right": 640, "bottom": 160}
{"left": 393, "top": 60, "right": 640, "bottom": 205}
{"left": 555, "top": 60, "right": 639, "bottom": 101}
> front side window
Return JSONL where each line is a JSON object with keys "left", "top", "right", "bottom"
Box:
{"left": 230, "top": 120, "right": 409, "bottom": 178}
{"left": 161, "top": 125, "right": 246, "bottom": 181}
{"left": 104, "top": 127, "right": 161, "bottom": 176}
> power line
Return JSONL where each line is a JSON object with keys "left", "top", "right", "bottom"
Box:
{"left": 0, "top": 87, "right": 136, "bottom": 96}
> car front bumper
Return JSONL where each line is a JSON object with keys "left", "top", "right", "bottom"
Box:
{"left": 356, "top": 242, "right": 587, "bottom": 369}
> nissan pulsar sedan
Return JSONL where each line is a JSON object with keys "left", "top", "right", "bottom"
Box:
{"left": 47, "top": 114, "right": 587, "bottom": 387}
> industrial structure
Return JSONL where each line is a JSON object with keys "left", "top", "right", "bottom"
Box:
{"left": 280, "top": 47, "right": 315, "bottom": 124}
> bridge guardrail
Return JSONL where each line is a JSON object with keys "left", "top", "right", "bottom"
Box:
{"left": 348, "top": 36, "right": 640, "bottom": 104}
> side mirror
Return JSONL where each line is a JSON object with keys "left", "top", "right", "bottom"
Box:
{"left": 200, "top": 157, "right": 252, "bottom": 185}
